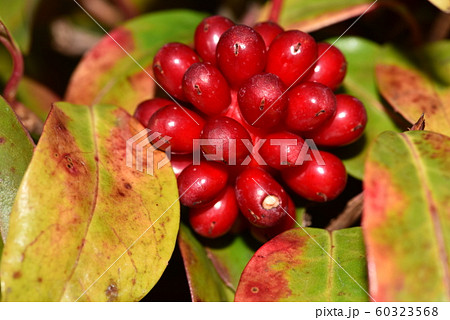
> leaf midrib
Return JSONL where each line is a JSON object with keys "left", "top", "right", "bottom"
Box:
{"left": 400, "top": 133, "right": 450, "bottom": 299}
{"left": 59, "top": 106, "right": 100, "bottom": 301}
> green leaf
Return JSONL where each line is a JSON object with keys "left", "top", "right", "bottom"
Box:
{"left": 258, "top": 0, "right": 376, "bottom": 32}
{"left": 363, "top": 130, "right": 450, "bottom": 301}
{"left": 332, "top": 37, "right": 400, "bottom": 179}
{"left": 419, "top": 40, "right": 450, "bottom": 86}
{"left": 235, "top": 227, "right": 369, "bottom": 301}
{"left": 427, "top": 0, "right": 450, "bottom": 12}
{"left": 65, "top": 10, "right": 206, "bottom": 114}
{"left": 178, "top": 223, "right": 234, "bottom": 301}
{"left": 0, "top": 0, "right": 40, "bottom": 53}
{"left": 0, "top": 102, "right": 179, "bottom": 301}
{"left": 15, "top": 78, "right": 58, "bottom": 121}
{"left": 0, "top": 96, "right": 34, "bottom": 243}
{"left": 204, "top": 233, "right": 258, "bottom": 291}
{"left": 376, "top": 43, "right": 450, "bottom": 136}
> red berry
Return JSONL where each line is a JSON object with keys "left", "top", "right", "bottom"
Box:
{"left": 182, "top": 62, "right": 231, "bottom": 115}
{"left": 238, "top": 73, "right": 287, "bottom": 129}
{"left": 306, "top": 42, "right": 347, "bottom": 91}
{"left": 133, "top": 98, "right": 172, "bottom": 126}
{"left": 266, "top": 30, "right": 317, "bottom": 87}
{"left": 253, "top": 21, "right": 284, "bottom": 50}
{"left": 200, "top": 116, "right": 252, "bottom": 165}
{"left": 152, "top": 43, "right": 200, "bottom": 100}
{"left": 235, "top": 167, "right": 288, "bottom": 227}
{"left": 285, "top": 82, "right": 336, "bottom": 132}
{"left": 216, "top": 25, "right": 267, "bottom": 88}
{"left": 223, "top": 90, "right": 268, "bottom": 141}
{"left": 250, "top": 196, "right": 297, "bottom": 242}
{"left": 259, "top": 131, "right": 305, "bottom": 170}
{"left": 147, "top": 104, "right": 205, "bottom": 154}
{"left": 178, "top": 162, "right": 228, "bottom": 208}
{"left": 194, "top": 15, "right": 235, "bottom": 66}
{"left": 189, "top": 185, "right": 238, "bottom": 238}
{"left": 306, "top": 94, "right": 367, "bottom": 147}
{"left": 281, "top": 151, "right": 347, "bottom": 202}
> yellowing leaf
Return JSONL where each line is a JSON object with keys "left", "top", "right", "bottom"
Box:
{"left": 0, "top": 102, "right": 179, "bottom": 301}
{"left": 0, "top": 96, "right": 34, "bottom": 242}
{"left": 363, "top": 130, "right": 450, "bottom": 301}
{"left": 258, "top": 0, "right": 376, "bottom": 32}
{"left": 376, "top": 44, "right": 450, "bottom": 137}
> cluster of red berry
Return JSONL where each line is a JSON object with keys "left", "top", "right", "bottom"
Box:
{"left": 133, "top": 16, "right": 368, "bottom": 241}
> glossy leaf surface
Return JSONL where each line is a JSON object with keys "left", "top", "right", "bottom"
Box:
{"left": 363, "top": 130, "right": 450, "bottom": 301}
{"left": 1, "top": 102, "right": 179, "bottom": 301}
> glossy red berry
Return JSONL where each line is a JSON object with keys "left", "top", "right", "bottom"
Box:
{"left": 178, "top": 162, "right": 228, "bottom": 208}
{"left": 200, "top": 116, "right": 252, "bottom": 165}
{"left": 266, "top": 30, "right": 317, "bottom": 87}
{"left": 182, "top": 62, "right": 231, "bottom": 115}
{"left": 216, "top": 25, "right": 267, "bottom": 88}
{"left": 306, "top": 94, "right": 367, "bottom": 147}
{"left": 235, "top": 167, "right": 288, "bottom": 227}
{"left": 189, "top": 185, "right": 238, "bottom": 238}
{"left": 253, "top": 21, "right": 284, "bottom": 50}
{"left": 133, "top": 98, "right": 172, "bottom": 126}
{"left": 306, "top": 42, "right": 347, "bottom": 91}
{"left": 285, "top": 81, "right": 336, "bottom": 132}
{"left": 259, "top": 131, "right": 305, "bottom": 170}
{"left": 147, "top": 104, "right": 205, "bottom": 154}
{"left": 281, "top": 151, "right": 347, "bottom": 202}
{"left": 238, "top": 73, "right": 287, "bottom": 129}
{"left": 152, "top": 43, "right": 200, "bottom": 100}
{"left": 194, "top": 15, "right": 235, "bottom": 65}
{"left": 250, "top": 196, "right": 297, "bottom": 243}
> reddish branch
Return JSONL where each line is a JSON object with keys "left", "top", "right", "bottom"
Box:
{"left": 269, "top": 0, "right": 283, "bottom": 23}
{"left": 0, "top": 21, "right": 24, "bottom": 104}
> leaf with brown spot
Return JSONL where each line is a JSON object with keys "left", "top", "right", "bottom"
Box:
{"left": 65, "top": 10, "right": 206, "bottom": 114}
{"left": 363, "top": 130, "right": 450, "bottom": 301}
{"left": 0, "top": 96, "right": 34, "bottom": 243}
{"left": 376, "top": 43, "right": 450, "bottom": 137}
{"left": 235, "top": 227, "right": 369, "bottom": 302}
{"left": 0, "top": 102, "right": 179, "bottom": 301}
{"left": 178, "top": 223, "right": 234, "bottom": 301}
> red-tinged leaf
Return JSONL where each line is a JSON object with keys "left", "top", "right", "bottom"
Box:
{"left": 235, "top": 227, "right": 369, "bottom": 302}
{"left": 363, "top": 130, "right": 450, "bottom": 301}
{"left": 0, "top": 96, "right": 34, "bottom": 243}
{"left": 65, "top": 10, "right": 206, "bottom": 114}
{"left": 376, "top": 44, "right": 450, "bottom": 137}
{"left": 258, "top": 0, "right": 377, "bottom": 32}
{"left": 204, "top": 207, "right": 304, "bottom": 290}
{"left": 0, "top": 102, "right": 179, "bottom": 301}
{"left": 178, "top": 223, "right": 234, "bottom": 301}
